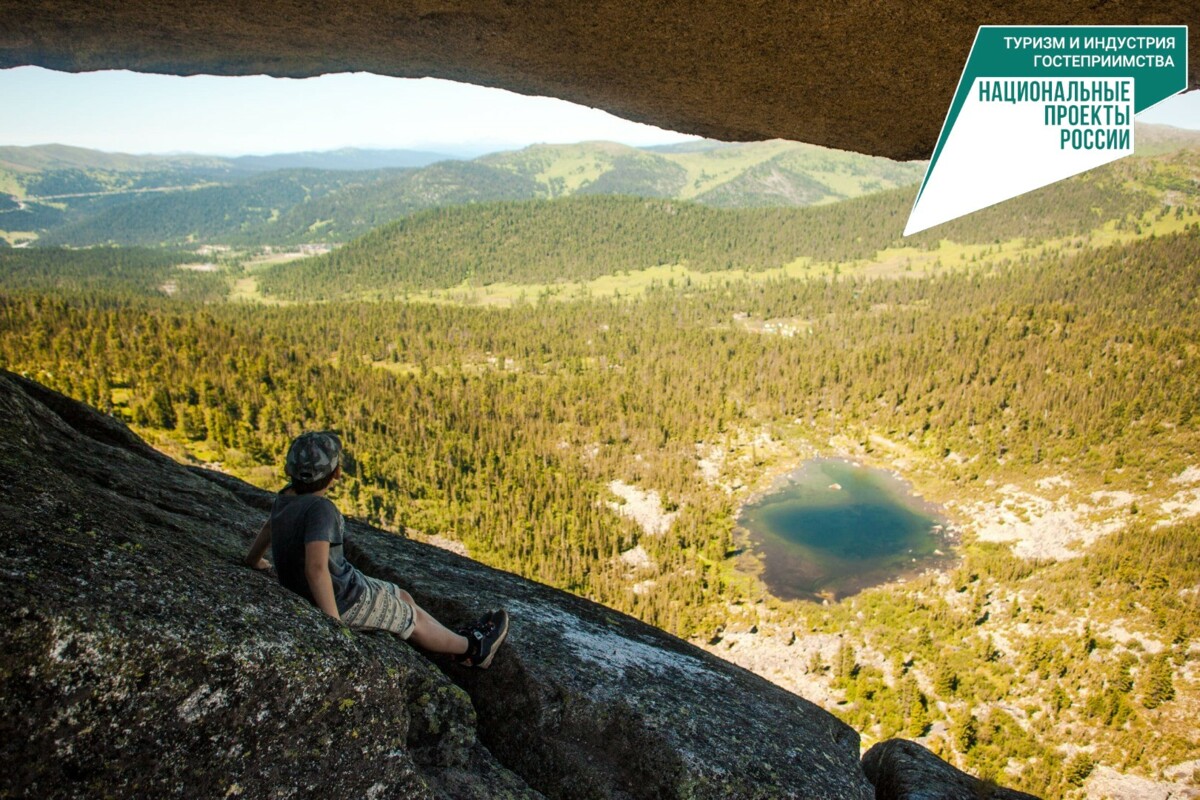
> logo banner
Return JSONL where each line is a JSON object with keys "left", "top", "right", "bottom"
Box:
{"left": 905, "top": 26, "right": 1188, "bottom": 236}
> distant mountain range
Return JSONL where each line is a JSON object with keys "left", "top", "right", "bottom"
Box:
{"left": 1132, "top": 123, "right": 1200, "bottom": 156}
{"left": 0, "top": 143, "right": 234, "bottom": 174}
{"left": 0, "top": 139, "right": 926, "bottom": 247}
{"left": 257, "top": 145, "right": 1189, "bottom": 300}
{"left": 3, "top": 138, "right": 1195, "bottom": 301}
{"left": 3, "top": 125, "right": 1197, "bottom": 250}
{"left": 0, "top": 144, "right": 456, "bottom": 175}
{"left": 228, "top": 148, "right": 456, "bottom": 172}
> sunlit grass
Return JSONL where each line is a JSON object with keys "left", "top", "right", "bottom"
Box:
{"left": 0, "top": 171, "right": 25, "bottom": 198}
{"left": 212, "top": 192, "right": 1200, "bottom": 310}
{"left": 229, "top": 275, "right": 292, "bottom": 304}
{"left": 666, "top": 141, "right": 796, "bottom": 199}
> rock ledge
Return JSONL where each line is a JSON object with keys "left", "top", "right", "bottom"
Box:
{"left": 0, "top": 369, "right": 870, "bottom": 799}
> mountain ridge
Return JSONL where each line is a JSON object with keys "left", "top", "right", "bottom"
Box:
{"left": 2, "top": 139, "right": 927, "bottom": 247}
{"left": 3, "top": 123, "right": 1195, "bottom": 252}
{"left": 253, "top": 154, "right": 1173, "bottom": 299}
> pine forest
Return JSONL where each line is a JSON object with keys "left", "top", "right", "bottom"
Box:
{"left": 3, "top": 133, "right": 1200, "bottom": 798}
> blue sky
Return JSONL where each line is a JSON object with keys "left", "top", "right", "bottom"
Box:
{"left": 1, "top": 66, "right": 1197, "bottom": 157}
{"left": 0, "top": 68, "right": 695, "bottom": 156}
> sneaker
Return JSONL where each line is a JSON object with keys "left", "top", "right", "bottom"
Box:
{"left": 454, "top": 609, "right": 509, "bottom": 669}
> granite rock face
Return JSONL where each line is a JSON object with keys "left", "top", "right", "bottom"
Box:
{"left": 0, "top": 1, "right": 1195, "bottom": 159}
{"left": 0, "top": 371, "right": 533, "bottom": 799}
{"left": 863, "top": 739, "right": 1042, "bottom": 800}
{"left": 0, "top": 369, "right": 874, "bottom": 799}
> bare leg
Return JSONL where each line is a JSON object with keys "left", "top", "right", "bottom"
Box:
{"left": 398, "top": 589, "right": 469, "bottom": 655}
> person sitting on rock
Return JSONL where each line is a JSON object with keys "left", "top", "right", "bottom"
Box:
{"left": 244, "top": 430, "right": 508, "bottom": 668}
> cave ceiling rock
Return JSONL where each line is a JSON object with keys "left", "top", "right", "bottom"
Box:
{"left": 1, "top": 1, "right": 1197, "bottom": 159}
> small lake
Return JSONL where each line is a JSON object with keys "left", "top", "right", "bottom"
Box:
{"left": 738, "top": 458, "right": 954, "bottom": 602}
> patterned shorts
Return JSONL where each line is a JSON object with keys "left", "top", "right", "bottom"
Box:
{"left": 341, "top": 575, "right": 416, "bottom": 639}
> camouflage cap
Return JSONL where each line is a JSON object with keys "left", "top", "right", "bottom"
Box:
{"left": 285, "top": 431, "right": 342, "bottom": 485}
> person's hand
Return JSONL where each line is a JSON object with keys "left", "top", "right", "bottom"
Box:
{"left": 249, "top": 557, "right": 271, "bottom": 571}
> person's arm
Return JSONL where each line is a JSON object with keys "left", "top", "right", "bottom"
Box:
{"left": 304, "top": 539, "right": 340, "bottom": 620}
{"left": 244, "top": 519, "right": 272, "bottom": 570}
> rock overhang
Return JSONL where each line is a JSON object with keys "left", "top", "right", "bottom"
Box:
{"left": 1, "top": 1, "right": 1197, "bottom": 160}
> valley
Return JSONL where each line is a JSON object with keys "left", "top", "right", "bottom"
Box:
{"left": 0, "top": 138, "right": 926, "bottom": 249}
{"left": 2, "top": 127, "right": 1200, "bottom": 798}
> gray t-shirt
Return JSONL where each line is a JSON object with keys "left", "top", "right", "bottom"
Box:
{"left": 269, "top": 492, "right": 365, "bottom": 614}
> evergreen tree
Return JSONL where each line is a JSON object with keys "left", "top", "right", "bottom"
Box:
{"left": 1140, "top": 654, "right": 1175, "bottom": 709}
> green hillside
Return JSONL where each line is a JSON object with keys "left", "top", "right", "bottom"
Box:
{"left": 0, "top": 143, "right": 232, "bottom": 173}
{"left": 3, "top": 126, "right": 1195, "bottom": 256}
{"left": 256, "top": 194, "right": 895, "bottom": 298}
{"left": 35, "top": 169, "right": 361, "bottom": 247}
{"left": 1130, "top": 123, "right": 1200, "bottom": 156}
{"left": 253, "top": 161, "right": 543, "bottom": 243}
{"left": 0, "top": 144, "right": 238, "bottom": 201}
{"left": 256, "top": 155, "right": 1160, "bottom": 300}
{"left": 35, "top": 162, "right": 541, "bottom": 247}
{"left": 0, "top": 144, "right": 251, "bottom": 245}
{"left": 4, "top": 139, "right": 927, "bottom": 248}
{"left": 688, "top": 143, "right": 928, "bottom": 206}
{"left": 574, "top": 152, "right": 689, "bottom": 198}
{"left": 480, "top": 139, "right": 925, "bottom": 204}
{"left": 480, "top": 141, "right": 652, "bottom": 196}
{"left": 0, "top": 247, "right": 225, "bottom": 300}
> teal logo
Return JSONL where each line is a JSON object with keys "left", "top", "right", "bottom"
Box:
{"left": 905, "top": 26, "right": 1188, "bottom": 235}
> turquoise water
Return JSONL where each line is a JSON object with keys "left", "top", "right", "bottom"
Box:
{"left": 738, "top": 458, "right": 953, "bottom": 602}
